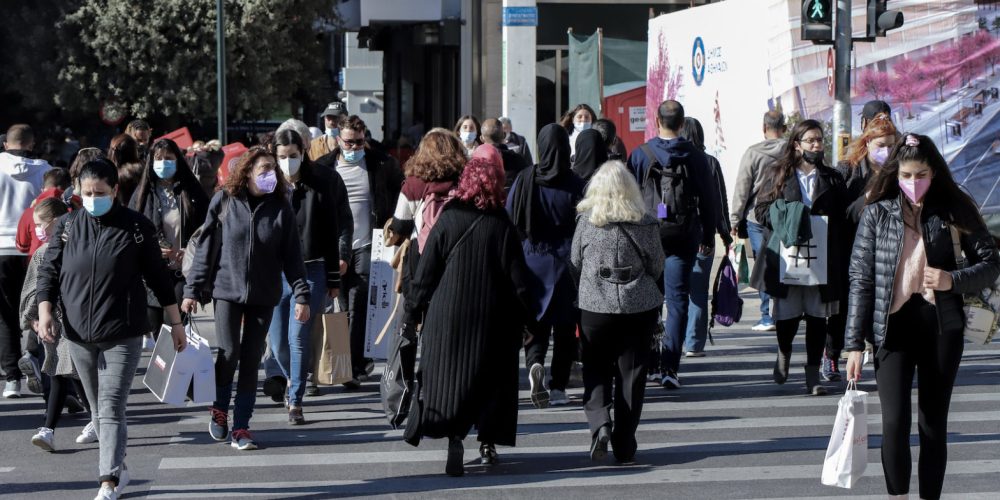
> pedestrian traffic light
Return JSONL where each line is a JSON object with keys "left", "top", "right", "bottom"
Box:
{"left": 866, "top": 0, "right": 904, "bottom": 38}
{"left": 801, "top": 0, "right": 833, "bottom": 43}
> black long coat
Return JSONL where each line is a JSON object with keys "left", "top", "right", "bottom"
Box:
{"left": 750, "top": 166, "right": 848, "bottom": 302}
{"left": 404, "top": 202, "right": 535, "bottom": 446}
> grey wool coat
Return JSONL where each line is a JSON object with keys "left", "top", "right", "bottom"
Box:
{"left": 571, "top": 213, "right": 665, "bottom": 314}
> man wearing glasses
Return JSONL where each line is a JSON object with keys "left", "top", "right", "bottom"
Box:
{"left": 316, "top": 115, "right": 404, "bottom": 388}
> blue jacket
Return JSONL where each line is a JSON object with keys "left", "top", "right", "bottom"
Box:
{"left": 627, "top": 137, "right": 719, "bottom": 251}
{"left": 184, "top": 190, "right": 309, "bottom": 307}
{"left": 506, "top": 173, "right": 585, "bottom": 324}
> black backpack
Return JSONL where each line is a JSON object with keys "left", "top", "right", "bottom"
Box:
{"left": 638, "top": 143, "right": 696, "bottom": 237}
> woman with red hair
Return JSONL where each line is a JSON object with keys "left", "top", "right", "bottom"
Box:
{"left": 403, "top": 155, "right": 535, "bottom": 477}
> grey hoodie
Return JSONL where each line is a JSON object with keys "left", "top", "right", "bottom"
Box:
{"left": 730, "top": 138, "right": 785, "bottom": 227}
{"left": 0, "top": 151, "right": 51, "bottom": 255}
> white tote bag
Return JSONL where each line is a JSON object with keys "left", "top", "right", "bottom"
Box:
{"left": 821, "top": 380, "right": 868, "bottom": 488}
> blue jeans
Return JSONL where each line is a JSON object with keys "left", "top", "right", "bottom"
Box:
{"left": 746, "top": 221, "right": 772, "bottom": 323}
{"left": 661, "top": 251, "right": 695, "bottom": 373}
{"left": 267, "top": 262, "right": 326, "bottom": 407}
{"left": 684, "top": 251, "right": 712, "bottom": 353}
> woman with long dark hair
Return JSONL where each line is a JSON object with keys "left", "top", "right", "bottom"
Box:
{"left": 453, "top": 115, "right": 482, "bottom": 157}
{"left": 845, "top": 134, "right": 999, "bottom": 500}
{"left": 403, "top": 155, "right": 534, "bottom": 476}
{"left": 108, "top": 134, "right": 144, "bottom": 204}
{"left": 752, "top": 119, "right": 847, "bottom": 396}
{"left": 130, "top": 139, "right": 209, "bottom": 336}
{"left": 560, "top": 104, "right": 598, "bottom": 158}
{"left": 824, "top": 114, "right": 898, "bottom": 381}
{"left": 182, "top": 147, "right": 310, "bottom": 451}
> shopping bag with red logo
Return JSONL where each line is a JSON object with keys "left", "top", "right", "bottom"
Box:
{"left": 143, "top": 323, "right": 215, "bottom": 406}
{"left": 821, "top": 380, "right": 868, "bottom": 488}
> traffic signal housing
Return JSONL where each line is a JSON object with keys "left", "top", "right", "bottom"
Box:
{"left": 802, "top": 0, "right": 833, "bottom": 44}
{"left": 867, "top": 0, "right": 904, "bottom": 38}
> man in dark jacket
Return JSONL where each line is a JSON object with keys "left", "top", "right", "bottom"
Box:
{"left": 481, "top": 118, "right": 528, "bottom": 195}
{"left": 730, "top": 111, "right": 786, "bottom": 332}
{"left": 627, "top": 100, "right": 718, "bottom": 390}
{"left": 499, "top": 116, "right": 533, "bottom": 165}
{"left": 316, "top": 116, "right": 404, "bottom": 387}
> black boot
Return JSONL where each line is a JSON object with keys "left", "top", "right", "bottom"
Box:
{"left": 446, "top": 437, "right": 464, "bottom": 477}
{"left": 773, "top": 350, "right": 791, "bottom": 384}
{"left": 805, "top": 365, "right": 828, "bottom": 396}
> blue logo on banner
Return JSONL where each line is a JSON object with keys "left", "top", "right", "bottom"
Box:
{"left": 692, "top": 37, "right": 706, "bottom": 86}
{"left": 503, "top": 6, "right": 538, "bottom": 27}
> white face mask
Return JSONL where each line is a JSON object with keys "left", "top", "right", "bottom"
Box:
{"left": 460, "top": 131, "right": 477, "bottom": 144}
{"left": 574, "top": 122, "right": 592, "bottom": 133}
{"left": 279, "top": 157, "right": 302, "bottom": 177}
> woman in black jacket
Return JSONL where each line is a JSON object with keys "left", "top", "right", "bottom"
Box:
{"left": 36, "top": 159, "right": 186, "bottom": 500}
{"left": 130, "top": 138, "right": 209, "bottom": 338}
{"left": 823, "top": 114, "right": 897, "bottom": 381}
{"left": 182, "top": 147, "right": 310, "bottom": 451}
{"left": 263, "top": 129, "right": 342, "bottom": 425}
{"left": 845, "top": 134, "right": 1000, "bottom": 500}
{"left": 752, "top": 120, "right": 847, "bottom": 396}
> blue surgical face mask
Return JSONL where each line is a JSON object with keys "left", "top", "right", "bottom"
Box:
{"left": 82, "top": 195, "right": 114, "bottom": 217}
{"left": 574, "top": 122, "right": 592, "bottom": 133}
{"left": 460, "top": 131, "right": 477, "bottom": 144}
{"left": 325, "top": 127, "right": 339, "bottom": 138}
{"left": 343, "top": 148, "right": 365, "bottom": 164}
{"left": 153, "top": 159, "right": 177, "bottom": 179}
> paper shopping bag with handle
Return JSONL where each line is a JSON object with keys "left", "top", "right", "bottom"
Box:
{"left": 311, "top": 311, "right": 353, "bottom": 385}
{"left": 821, "top": 381, "right": 868, "bottom": 488}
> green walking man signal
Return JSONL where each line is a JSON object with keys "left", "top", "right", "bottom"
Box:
{"left": 810, "top": 0, "right": 824, "bottom": 20}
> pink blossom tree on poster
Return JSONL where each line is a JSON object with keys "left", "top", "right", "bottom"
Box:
{"left": 919, "top": 47, "right": 960, "bottom": 103}
{"left": 645, "top": 30, "right": 684, "bottom": 139}
{"left": 973, "top": 30, "right": 1000, "bottom": 76}
{"left": 857, "top": 68, "right": 891, "bottom": 101}
{"left": 890, "top": 58, "right": 926, "bottom": 121}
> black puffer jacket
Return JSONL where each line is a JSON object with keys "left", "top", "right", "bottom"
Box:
{"left": 846, "top": 196, "right": 1000, "bottom": 351}
{"left": 315, "top": 146, "right": 404, "bottom": 232}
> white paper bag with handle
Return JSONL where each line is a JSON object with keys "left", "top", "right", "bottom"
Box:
{"left": 821, "top": 380, "right": 868, "bottom": 488}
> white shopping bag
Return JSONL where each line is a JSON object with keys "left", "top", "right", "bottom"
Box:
{"left": 780, "top": 215, "right": 829, "bottom": 286}
{"left": 143, "top": 323, "right": 216, "bottom": 406}
{"left": 365, "top": 229, "right": 402, "bottom": 360}
{"left": 821, "top": 380, "right": 868, "bottom": 488}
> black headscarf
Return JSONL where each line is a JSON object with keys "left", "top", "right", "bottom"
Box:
{"left": 571, "top": 129, "right": 607, "bottom": 181}
{"left": 510, "top": 124, "right": 571, "bottom": 242}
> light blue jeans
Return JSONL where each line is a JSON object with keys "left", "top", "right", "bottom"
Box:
{"left": 684, "top": 251, "right": 713, "bottom": 353}
{"left": 68, "top": 336, "right": 142, "bottom": 486}
{"left": 266, "top": 261, "right": 326, "bottom": 407}
{"left": 747, "top": 221, "right": 773, "bottom": 324}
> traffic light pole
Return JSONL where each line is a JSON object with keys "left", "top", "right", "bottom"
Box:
{"left": 833, "top": 0, "right": 852, "bottom": 162}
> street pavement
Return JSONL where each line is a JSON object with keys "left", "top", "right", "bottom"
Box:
{"left": 1, "top": 293, "right": 999, "bottom": 499}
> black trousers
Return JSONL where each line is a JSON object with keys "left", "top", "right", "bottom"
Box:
{"left": 775, "top": 315, "right": 827, "bottom": 366}
{"left": 523, "top": 319, "right": 576, "bottom": 391}
{"left": 212, "top": 300, "right": 273, "bottom": 430}
{"left": 579, "top": 309, "right": 656, "bottom": 455}
{"left": 825, "top": 288, "right": 850, "bottom": 359}
{"left": 145, "top": 273, "right": 187, "bottom": 334}
{"left": 0, "top": 255, "right": 27, "bottom": 381}
{"left": 45, "top": 375, "right": 87, "bottom": 430}
{"left": 339, "top": 248, "right": 372, "bottom": 376}
{"left": 875, "top": 295, "right": 963, "bottom": 500}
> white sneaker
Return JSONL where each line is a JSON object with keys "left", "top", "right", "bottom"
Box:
{"left": 549, "top": 389, "right": 569, "bottom": 406}
{"left": 528, "top": 363, "right": 549, "bottom": 409}
{"left": 77, "top": 421, "right": 99, "bottom": 444}
{"left": 31, "top": 427, "right": 55, "bottom": 451}
{"left": 93, "top": 484, "right": 117, "bottom": 500}
{"left": 751, "top": 321, "right": 777, "bottom": 332}
{"left": 3, "top": 380, "right": 21, "bottom": 398}
{"left": 115, "top": 463, "right": 129, "bottom": 495}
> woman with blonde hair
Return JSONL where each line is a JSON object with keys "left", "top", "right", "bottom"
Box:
{"left": 571, "top": 160, "right": 664, "bottom": 463}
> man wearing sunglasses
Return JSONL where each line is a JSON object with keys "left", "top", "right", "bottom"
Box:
{"left": 316, "top": 115, "right": 404, "bottom": 389}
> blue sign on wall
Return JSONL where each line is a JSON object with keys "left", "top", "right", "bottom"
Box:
{"left": 503, "top": 6, "right": 538, "bottom": 27}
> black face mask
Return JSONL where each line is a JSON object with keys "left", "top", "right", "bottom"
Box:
{"left": 802, "top": 150, "right": 824, "bottom": 165}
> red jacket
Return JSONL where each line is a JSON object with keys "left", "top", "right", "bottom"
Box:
{"left": 16, "top": 187, "right": 64, "bottom": 257}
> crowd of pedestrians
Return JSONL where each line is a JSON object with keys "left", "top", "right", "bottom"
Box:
{"left": 2, "top": 94, "right": 997, "bottom": 500}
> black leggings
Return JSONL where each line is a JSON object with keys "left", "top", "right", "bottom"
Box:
{"left": 45, "top": 375, "right": 87, "bottom": 430}
{"left": 524, "top": 320, "right": 577, "bottom": 392}
{"left": 875, "top": 295, "right": 963, "bottom": 500}
{"left": 775, "top": 315, "right": 827, "bottom": 366}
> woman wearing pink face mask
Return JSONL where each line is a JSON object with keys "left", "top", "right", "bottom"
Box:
{"left": 844, "top": 134, "right": 1000, "bottom": 500}
{"left": 824, "top": 114, "right": 899, "bottom": 382}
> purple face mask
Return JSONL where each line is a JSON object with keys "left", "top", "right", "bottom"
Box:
{"left": 255, "top": 170, "right": 277, "bottom": 194}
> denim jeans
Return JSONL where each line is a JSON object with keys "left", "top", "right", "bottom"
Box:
{"left": 746, "top": 221, "right": 772, "bottom": 323}
{"left": 68, "top": 336, "right": 142, "bottom": 486}
{"left": 661, "top": 250, "right": 695, "bottom": 373}
{"left": 213, "top": 300, "right": 273, "bottom": 431}
{"left": 267, "top": 261, "right": 326, "bottom": 407}
{"left": 684, "top": 251, "right": 713, "bottom": 353}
